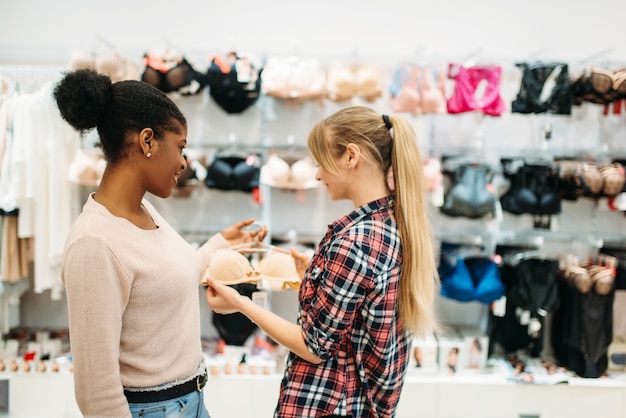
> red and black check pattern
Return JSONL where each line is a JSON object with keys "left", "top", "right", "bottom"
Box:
{"left": 275, "top": 195, "right": 411, "bottom": 418}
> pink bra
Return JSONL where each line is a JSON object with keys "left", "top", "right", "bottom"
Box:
{"left": 260, "top": 154, "right": 319, "bottom": 190}
{"left": 446, "top": 63, "right": 507, "bottom": 116}
{"left": 207, "top": 249, "right": 301, "bottom": 290}
{"left": 391, "top": 64, "right": 447, "bottom": 115}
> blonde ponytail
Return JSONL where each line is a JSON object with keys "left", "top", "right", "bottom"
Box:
{"left": 388, "top": 115, "right": 439, "bottom": 337}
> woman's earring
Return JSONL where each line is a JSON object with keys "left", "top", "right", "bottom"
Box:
{"left": 146, "top": 153, "right": 152, "bottom": 158}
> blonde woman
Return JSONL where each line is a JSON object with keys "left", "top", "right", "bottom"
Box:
{"left": 205, "top": 106, "right": 439, "bottom": 418}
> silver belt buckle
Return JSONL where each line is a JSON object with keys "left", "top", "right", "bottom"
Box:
{"left": 196, "top": 375, "right": 202, "bottom": 392}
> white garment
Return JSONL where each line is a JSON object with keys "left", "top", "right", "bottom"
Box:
{"left": 6, "top": 83, "right": 81, "bottom": 298}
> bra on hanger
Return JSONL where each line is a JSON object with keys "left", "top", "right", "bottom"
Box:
{"left": 446, "top": 63, "right": 507, "bottom": 116}
{"left": 390, "top": 63, "right": 447, "bottom": 115}
{"left": 438, "top": 242, "right": 504, "bottom": 303}
{"left": 142, "top": 53, "right": 206, "bottom": 95}
{"left": 206, "top": 52, "right": 262, "bottom": 114}
{"left": 511, "top": 62, "right": 573, "bottom": 115}
{"left": 260, "top": 153, "right": 319, "bottom": 190}
{"left": 261, "top": 55, "right": 326, "bottom": 101}
{"left": 206, "top": 249, "right": 301, "bottom": 290}
{"left": 204, "top": 153, "right": 261, "bottom": 192}
{"left": 440, "top": 162, "right": 497, "bottom": 219}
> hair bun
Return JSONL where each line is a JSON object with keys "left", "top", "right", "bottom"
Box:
{"left": 53, "top": 69, "right": 113, "bottom": 133}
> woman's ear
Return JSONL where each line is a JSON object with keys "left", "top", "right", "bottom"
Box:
{"left": 139, "top": 128, "right": 154, "bottom": 156}
{"left": 345, "top": 143, "right": 361, "bottom": 168}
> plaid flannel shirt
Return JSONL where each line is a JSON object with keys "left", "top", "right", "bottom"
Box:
{"left": 275, "top": 195, "right": 411, "bottom": 418}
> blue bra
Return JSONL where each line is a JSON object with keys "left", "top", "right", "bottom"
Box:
{"left": 438, "top": 244, "right": 504, "bottom": 303}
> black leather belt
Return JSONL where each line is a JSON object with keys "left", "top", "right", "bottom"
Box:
{"left": 124, "top": 372, "right": 207, "bottom": 404}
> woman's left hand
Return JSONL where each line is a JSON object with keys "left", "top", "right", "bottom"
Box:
{"left": 221, "top": 218, "right": 268, "bottom": 247}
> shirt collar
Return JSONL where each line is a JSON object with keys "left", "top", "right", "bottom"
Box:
{"left": 329, "top": 194, "right": 395, "bottom": 234}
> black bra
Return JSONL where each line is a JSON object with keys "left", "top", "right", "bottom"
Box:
{"left": 141, "top": 54, "right": 206, "bottom": 95}
{"left": 511, "top": 62, "right": 573, "bottom": 115}
{"left": 204, "top": 154, "right": 261, "bottom": 192}
{"left": 500, "top": 158, "right": 561, "bottom": 216}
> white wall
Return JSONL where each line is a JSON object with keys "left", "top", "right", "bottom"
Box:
{"left": 1, "top": 0, "right": 626, "bottom": 65}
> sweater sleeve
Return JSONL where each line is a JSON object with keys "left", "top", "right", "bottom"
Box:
{"left": 196, "top": 233, "right": 229, "bottom": 283}
{"left": 62, "top": 235, "right": 133, "bottom": 418}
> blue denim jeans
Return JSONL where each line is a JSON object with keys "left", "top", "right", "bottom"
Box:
{"left": 129, "top": 389, "right": 210, "bottom": 418}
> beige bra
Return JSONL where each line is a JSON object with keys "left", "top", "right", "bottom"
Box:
{"left": 260, "top": 153, "right": 318, "bottom": 190}
{"left": 207, "top": 249, "right": 301, "bottom": 290}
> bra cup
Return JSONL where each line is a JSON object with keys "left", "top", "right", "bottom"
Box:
{"left": 469, "top": 257, "right": 505, "bottom": 303}
{"left": 421, "top": 68, "right": 446, "bottom": 114}
{"left": 208, "top": 250, "right": 252, "bottom": 284}
{"left": 514, "top": 188, "right": 538, "bottom": 213}
{"left": 513, "top": 169, "right": 538, "bottom": 213}
{"left": 391, "top": 66, "right": 421, "bottom": 114}
{"left": 439, "top": 255, "right": 475, "bottom": 302}
{"left": 257, "top": 252, "right": 301, "bottom": 282}
{"left": 209, "top": 250, "right": 301, "bottom": 285}
{"left": 205, "top": 158, "right": 235, "bottom": 190}
{"left": 290, "top": 158, "right": 317, "bottom": 187}
{"left": 538, "top": 192, "right": 560, "bottom": 214}
{"left": 500, "top": 170, "right": 525, "bottom": 215}
{"left": 265, "top": 154, "right": 291, "bottom": 185}
{"left": 232, "top": 160, "right": 260, "bottom": 191}
{"left": 470, "top": 166, "right": 496, "bottom": 216}
{"left": 205, "top": 156, "right": 260, "bottom": 191}
{"left": 141, "top": 66, "right": 162, "bottom": 89}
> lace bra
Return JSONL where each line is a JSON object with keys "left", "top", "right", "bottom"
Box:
{"left": 207, "top": 249, "right": 301, "bottom": 290}
{"left": 260, "top": 154, "right": 318, "bottom": 190}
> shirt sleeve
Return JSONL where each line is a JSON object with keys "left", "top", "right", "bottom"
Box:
{"left": 196, "top": 233, "right": 229, "bottom": 283}
{"left": 62, "top": 235, "right": 133, "bottom": 418}
{"left": 300, "top": 236, "right": 374, "bottom": 360}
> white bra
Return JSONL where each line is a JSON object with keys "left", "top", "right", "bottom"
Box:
{"left": 260, "top": 153, "right": 318, "bottom": 190}
{"left": 206, "top": 249, "right": 301, "bottom": 290}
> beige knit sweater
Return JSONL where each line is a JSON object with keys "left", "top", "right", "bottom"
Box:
{"left": 61, "top": 194, "right": 228, "bottom": 417}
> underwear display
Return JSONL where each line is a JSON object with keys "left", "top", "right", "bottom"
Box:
{"left": 205, "top": 52, "right": 262, "bottom": 114}
{"left": 259, "top": 153, "right": 318, "bottom": 190}
{"left": 500, "top": 158, "right": 561, "bottom": 216}
{"left": 437, "top": 242, "right": 504, "bottom": 303}
{"left": 511, "top": 62, "right": 573, "bottom": 115}
{"left": 440, "top": 161, "right": 497, "bottom": 219}
{"left": 569, "top": 66, "right": 626, "bottom": 105}
{"left": 446, "top": 63, "right": 507, "bottom": 116}
{"left": 141, "top": 53, "right": 206, "bottom": 95}
{"left": 490, "top": 251, "right": 560, "bottom": 357}
{"left": 325, "top": 63, "right": 383, "bottom": 102}
{"left": 207, "top": 249, "right": 301, "bottom": 290}
{"left": 261, "top": 55, "right": 326, "bottom": 101}
{"left": 551, "top": 264, "right": 615, "bottom": 378}
{"left": 389, "top": 63, "right": 447, "bottom": 114}
{"left": 204, "top": 154, "right": 261, "bottom": 193}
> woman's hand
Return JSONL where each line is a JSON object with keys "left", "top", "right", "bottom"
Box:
{"left": 204, "top": 277, "right": 246, "bottom": 315}
{"left": 290, "top": 247, "right": 311, "bottom": 279}
{"left": 220, "top": 218, "right": 268, "bottom": 247}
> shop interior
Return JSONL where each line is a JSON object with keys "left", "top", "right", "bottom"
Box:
{"left": 2, "top": 1, "right": 626, "bottom": 417}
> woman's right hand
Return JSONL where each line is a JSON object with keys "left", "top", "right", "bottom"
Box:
{"left": 204, "top": 277, "right": 246, "bottom": 315}
{"left": 290, "top": 247, "right": 311, "bottom": 279}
